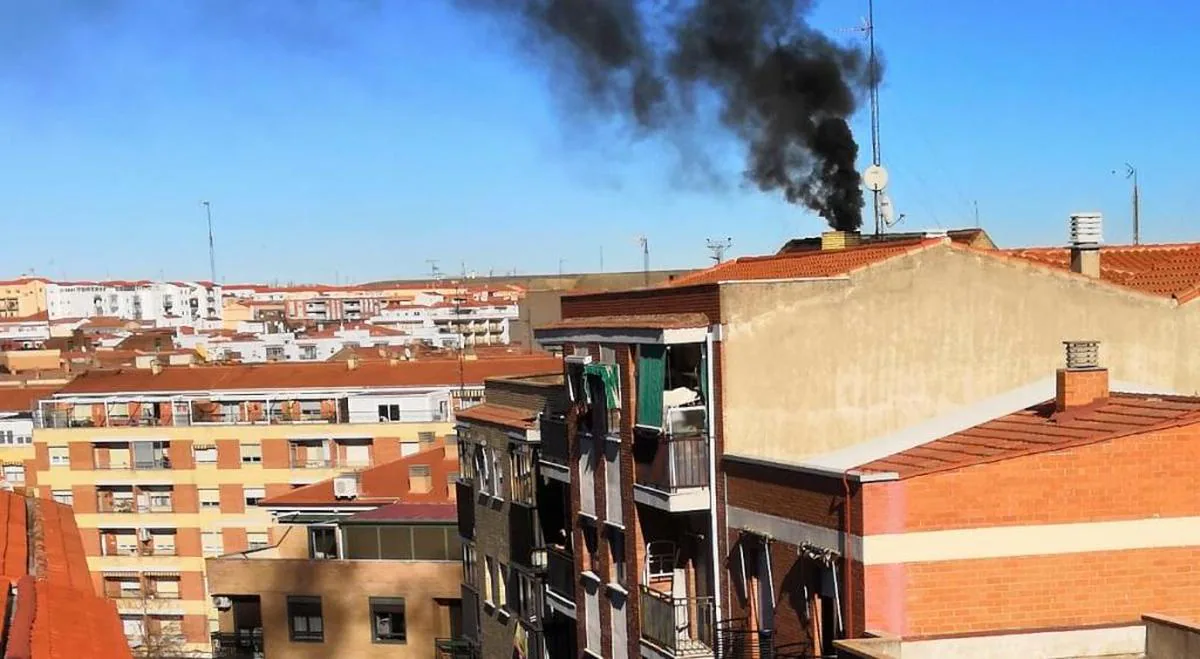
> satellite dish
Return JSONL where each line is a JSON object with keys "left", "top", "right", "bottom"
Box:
{"left": 879, "top": 194, "right": 895, "bottom": 225}
{"left": 863, "top": 164, "right": 889, "bottom": 192}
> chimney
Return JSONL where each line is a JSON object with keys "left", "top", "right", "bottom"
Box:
{"left": 821, "top": 230, "right": 861, "bottom": 251}
{"left": 1056, "top": 340, "right": 1108, "bottom": 411}
{"left": 346, "top": 355, "right": 359, "bottom": 371}
{"left": 1068, "top": 212, "right": 1102, "bottom": 278}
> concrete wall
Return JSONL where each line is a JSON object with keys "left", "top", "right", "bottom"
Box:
{"left": 1144, "top": 613, "right": 1200, "bottom": 658}
{"left": 719, "top": 244, "right": 1194, "bottom": 461}
{"left": 206, "top": 557, "right": 460, "bottom": 658}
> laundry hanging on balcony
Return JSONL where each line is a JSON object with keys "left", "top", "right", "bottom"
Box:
{"left": 583, "top": 362, "right": 620, "bottom": 409}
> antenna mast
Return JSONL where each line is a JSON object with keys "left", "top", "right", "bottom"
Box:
{"left": 706, "top": 237, "right": 733, "bottom": 264}
{"left": 637, "top": 236, "right": 650, "bottom": 286}
{"left": 868, "top": 0, "right": 883, "bottom": 235}
{"left": 1127, "top": 163, "right": 1140, "bottom": 245}
{"left": 201, "top": 201, "right": 217, "bottom": 283}
{"left": 426, "top": 260, "right": 442, "bottom": 282}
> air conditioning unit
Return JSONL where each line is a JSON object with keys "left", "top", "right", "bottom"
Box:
{"left": 137, "top": 528, "right": 152, "bottom": 542}
{"left": 333, "top": 474, "right": 359, "bottom": 500}
{"left": 213, "top": 596, "right": 232, "bottom": 610}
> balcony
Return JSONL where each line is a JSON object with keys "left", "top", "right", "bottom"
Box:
{"left": 633, "top": 427, "right": 710, "bottom": 512}
{"left": 435, "top": 638, "right": 477, "bottom": 659}
{"left": 456, "top": 486, "right": 475, "bottom": 540}
{"left": 545, "top": 546, "right": 575, "bottom": 616}
{"left": 461, "top": 587, "right": 480, "bottom": 643}
{"left": 640, "top": 586, "right": 715, "bottom": 659}
{"left": 211, "top": 631, "right": 265, "bottom": 659}
{"left": 539, "top": 415, "right": 569, "bottom": 482}
{"left": 508, "top": 505, "right": 544, "bottom": 572}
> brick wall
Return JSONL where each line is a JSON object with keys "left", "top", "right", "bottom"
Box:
{"left": 725, "top": 459, "right": 860, "bottom": 534}
{"left": 177, "top": 528, "right": 201, "bottom": 556}
{"left": 223, "top": 528, "right": 248, "bottom": 554}
{"left": 216, "top": 439, "right": 240, "bottom": 469}
{"left": 262, "top": 438, "right": 289, "bottom": 469}
{"left": 168, "top": 439, "right": 194, "bottom": 470}
{"left": 219, "top": 484, "right": 245, "bottom": 514}
{"left": 72, "top": 485, "right": 97, "bottom": 514}
{"left": 67, "top": 442, "right": 92, "bottom": 470}
{"left": 560, "top": 284, "right": 722, "bottom": 323}
{"left": 372, "top": 438, "right": 401, "bottom": 465}
{"left": 174, "top": 484, "right": 199, "bottom": 514}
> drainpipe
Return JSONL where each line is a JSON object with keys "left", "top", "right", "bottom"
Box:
{"left": 842, "top": 472, "right": 855, "bottom": 641}
{"left": 705, "top": 330, "right": 722, "bottom": 630}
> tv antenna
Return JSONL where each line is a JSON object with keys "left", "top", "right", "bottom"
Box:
{"left": 201, "top": 201, "right": 217, "bottom": 283}
{"left": 1112, "top": 163, "right": 1140, "bottom": 244}
{"left": 843, "top": 1, "right": 884, "bottom": 234}
{"left": 426, "top": 260, "right": 442, "bottom": 282}
{"left": 706, "top": 238, "right": 733, "bottom": 263}
{"left": 635, "top": 235, "right": 650, "bottom": 286}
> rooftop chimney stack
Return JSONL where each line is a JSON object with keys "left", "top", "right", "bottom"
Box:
{"left": 1056, "top": 340, "right": 1108, "bottom": 411}
{"left": 1068, "top": 212, "right": 1102, "bottom": 278}
{"left": 821, "top": 230, "right": 862, "bottom": 251}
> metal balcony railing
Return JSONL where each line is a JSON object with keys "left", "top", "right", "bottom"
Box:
{"left": 634, "top": 431, "right": 710, "bottom": 492}
{"left": 211, "top": 631, "right": 265, "bottom": 659}
{"left": 640, "top": 586, "right": 715, "bottom": 656}
{"left": 434, "top": 638, "right": 478, "bottom": 659}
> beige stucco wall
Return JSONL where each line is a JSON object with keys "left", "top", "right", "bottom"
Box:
{"left": 207, "top": 557, "right": 461, "bottom": 658}
{"left": 720, "top": 244, "right": 1200, "bottom": 462}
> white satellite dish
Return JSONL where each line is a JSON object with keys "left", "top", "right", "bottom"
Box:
{"left": 863, "top": 164, "right": 889, "bottom": 192}
{"left": 879, "top": 194, "right": 895, "bottom": 225}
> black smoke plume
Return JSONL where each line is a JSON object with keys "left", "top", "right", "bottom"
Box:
{"left": 464, "top": 0, "right": 877, "bottom": 231}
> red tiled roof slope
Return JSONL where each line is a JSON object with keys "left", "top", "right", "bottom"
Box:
{"left": 262, "top": 444, "right": 456, "bottom": 507}
{"left": 456, "top": 403, "right": 540, "bottom": 430}
{"left": 540, "top": 313, "right": 709, "bottom": 331}
{"left": 1000, "top": 243, "right": 1200, "bottom": 301}
{"left": 0, "top": 388, "right": 61, "bottom": 414}
{"left": 56, "top": 355, "right": 563, "bottom": 395}
{"left": 670, "top": 238, "right": 942, "bottom": 287}
{"left": 345, "top": 502, "right": 457, "bottom": 523}
{"left": 858, "top": 393, "right": 1200, "bottom": 478}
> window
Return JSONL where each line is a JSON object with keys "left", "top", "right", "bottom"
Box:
{"left": 265, "top": 345, "right": 285, "bottom": 361}
{"left": 342, "top": 525, "right": 458, "bottom": 561}
{"left": 147, "top": 490, "right": 173, "bottom": 512}
{"left": 151, "top": 531, "right": 176, "bottom": 556}
{"left": 608, "top": 528, "right": 626, "bottom": 586}
{"left": 483, "top": 556, "right": 496, "bottom": 606}
{"left": 51, "top": 490, "right": 73, "bottom": 506}
{"left": 462, "top": 543, "right": 478, "bottom": 588}
{"left": 2, "top": 465, "right": 24, "bottom": 484}
{"left": 370, "top": 597, "right": 407, "bottom": 644}
{"left": 248, "top": 532, "right": 269, "bottom": 550}
{"left": 193, "top": 445, "right": 217, "bottom": 464}
{"left": 49, "top": 446, "right": 68, "bottom": 467}
{"left": 378, "top": 404, "right": 401, "bottom": 422}
{"left": 149, "top": 577, "right": 180, "bottom": 599}
{"left": 287, "top": 596, "right": 324, "bottom": 642}
{"left": 301, "top": 345, "right": 318, "bottom": 360}
{"left": 510, "top": 449, "right": 535, "bottom": 505}
{"left": 474, "top": 446, "right": 491, "bottom": 496}
{"left": 418, "top": 431, "right": 436, "bottom": 448}
{"left": 155, "top": 615, "right": 184, "bottom": 638}
{"left": 241, "top": 443, "right": 262, "bottom": 464}
{"left": 0, "top": 430, "right": 12, "bottom": 444}
{"left": 244, "top": 486, "right": 265, "bottom": 507}
{"left": 199, "top": 488, "right": 220, "bottom": 509}
{"left": 202, "top": 531, "right": 223, "bottom": 556}
{"left": 409, "top": 466, "right": 431, "bottom": 494}
{"left": 117, "top": 578, "right": 142, "bottom": 598}
{"left": 496, "top": 563, "right": 509, "bottom": 612}
{"left": 309, "top": 527, "right": 338, "bottom": 559}
{"left": 492, "top": 448, "right": 504, "bottom": 500}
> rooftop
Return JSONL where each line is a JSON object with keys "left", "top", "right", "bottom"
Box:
{"left": 455, "top": 402, "right": 540, "bottom": 430}
{"left": 261, "top": 444, "right": 456, "bottom": 507}
{"left": 0, "top": 387, "right": 61, "bottom": 413}
{"left": 53, "top": 354, "right": 562, "bottom": 396}
{"left": 668, "top": 237, "right": 943, "bottom": 287}
{"left": 0, "top": 491, "right": 131, "bottom": 658}
{"left": 777, "top": 228, "right": 994, "bottom": 254}
{"left": 1001, "top": 242, "right": 1200, "bottom": 302}
{"left": 857, "top": 391, "right": 1200, "bottom": 478}
{"left": 539, "top": 312, "right": 710, "bottom": 331}
{"left": 343, "top": 502, "right": 457, "bottom": 523}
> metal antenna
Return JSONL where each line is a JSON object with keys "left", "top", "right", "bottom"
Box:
{"left": 706, "top": 237, "right": 733, "bottom": 263}
{"left": 201, "top": 201, "right": 217, "bottom": 283}
{"left": 867, "top": 0, "right": 882, "bottom": 235}
{"left": 636, "top": 235, "right": 650, "bottom": 286}
{"left": 426, "top": 260, "right": 442, "bottom": 282}
{"left": 1111, "top": 164, "right": 1140, "bottom": 244}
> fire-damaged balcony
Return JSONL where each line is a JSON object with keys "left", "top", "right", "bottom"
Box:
{"left": 633, "top": 342, "right": 712, "bottom": 512}
{"left": 641, "top": 587, "right": 716, "bottom": 659}
{"left": 638, "top": 509, "right": 718, "bottom": 658}
{"left": 538, "top": 412, "right": 570, "bottom": 483}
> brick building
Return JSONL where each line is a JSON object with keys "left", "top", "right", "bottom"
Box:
{"left": 527, "top": 217, "right": 1200, "bottom": 658}
{"left": 454, "top": 373, "right": 574, "bottom": 659}
{"left": 207, "top": 445, "right": 462, "bottom": 658}
{"left": 26, "top": 355, "right": 558, "bottom": 655}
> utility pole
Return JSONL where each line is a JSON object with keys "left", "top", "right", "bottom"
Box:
{"left": 706, "top": 237, "right": 733, "bottom": 264}
{"left": 201, "top": 201, "right": 217, "bottom": 283}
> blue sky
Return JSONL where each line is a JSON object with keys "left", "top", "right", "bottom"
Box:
{"left": 0, "top": 0, "right": 1196, "bottom": 283}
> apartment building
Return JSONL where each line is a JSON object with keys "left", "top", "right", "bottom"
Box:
{"left": 45, "top": 280, "right": 222, "bottom": 326}
{"left": 0, "top": 386, "right": 57, "bottom": 488}
{"left": 28, "top": 354, "right": 559, "bottom": 655}
{"left": 207, "top": 445, "right": 461, "bottom": 659}
{"left": 454, "top": 372, "right": 576, "bottom": 659}
{"left": 0, "top": 486, "right": 133, "bottom": 658}
{"left": 0, "top": 311, "right": 51, "bottom": 347}
{"left": 0, "top": 276, "right": 48, "bottom": 318}
{"left": 732, "top": 342, "right": 1200, "bottom": 658}
{"left": 528, "top": 214, "right": 1200, "bottom": 658}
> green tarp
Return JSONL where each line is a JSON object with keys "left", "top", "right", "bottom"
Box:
{"left": 636, "top": 344, "right": 667, "bottom": 428}
{"left": 584, "top": 362, "right": 621, "bottom": 409}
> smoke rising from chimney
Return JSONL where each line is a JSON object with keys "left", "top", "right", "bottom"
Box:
{"left": 463, "top": 0, "right": 878, "bottom": 231}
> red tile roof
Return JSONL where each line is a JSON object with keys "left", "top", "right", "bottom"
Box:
{"left": 0, "top": 387, "right": 60, "bottom": 413}
{"left": 54, "top": 354, "right": 562, "bottom": 395}
{"left": 261, "top": 445, "right": 457, "bottom": 507}
{"left": 0, "top": 311, "right": 49, "bottom": 323}
{"left": 539, "top": 313, "right": 709, "bottom": 331}
{"left": 1000, "top": 243, "right": 1200, "bottom": 302}
{"left": 857, "top": 392, "right": 1200, "bottom": 479}
{"left": 344, "top": 502, "right": 457, "bottom": 523}
{"left": 0, "top": 491, "right": 131, "bottom": 659}
{"left": 455, "top": 403, "right": 540, "bottom": 430}
{"left": 670, "top": 238, "right": 943, "bottom": 287}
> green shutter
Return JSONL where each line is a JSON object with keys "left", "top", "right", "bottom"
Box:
{"left": 636, "top": 344, "right": 666, "bottom": 429}
{"left": 584, "top": 363, "right": 620, "bottom": 409}
{"left": 699, "top": 347, "right": 709, "bottom": 403}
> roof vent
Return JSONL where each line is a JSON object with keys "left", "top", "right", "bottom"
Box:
{"left": 1064, "top": 340, "right": 1100, "bottom": 370}
{"left": 1069, "top": 212, "right": 1102, "bottom": 246}
{"left": 821, "top": 230, "right": 861, "bottom": 251}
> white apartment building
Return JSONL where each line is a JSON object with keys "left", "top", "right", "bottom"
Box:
{"left": 370, "top": 302, "right": 517, "bottom": 346}
{"left": 45, "top": 281, "right": 222, "bottom": 326}
{"left": 0, "top": 316, "right": 51, "bottom": 346}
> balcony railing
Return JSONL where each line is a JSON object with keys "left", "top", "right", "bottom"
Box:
{"left": 545, "top": 546, "right": 575, "bottom": 602}
{"left": 211, "top": 631, "right": 265, "bottom": 659}
{"left": 640, "top": 586, "right": 715, "bottom": 656}
{"left": 289, "top": 456, "right": 335, "bottom": 469}
{"left": 95, "top": 457, "right": 171, "bottom": 470}
{"left": 434, "top": 638, "right": 477, "bottom": 659}
{"left": 540, "top": 416, "right": 568, "bottom": 466}
{"left": 634, "top": 431, "right": 709, "bottom": 492}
